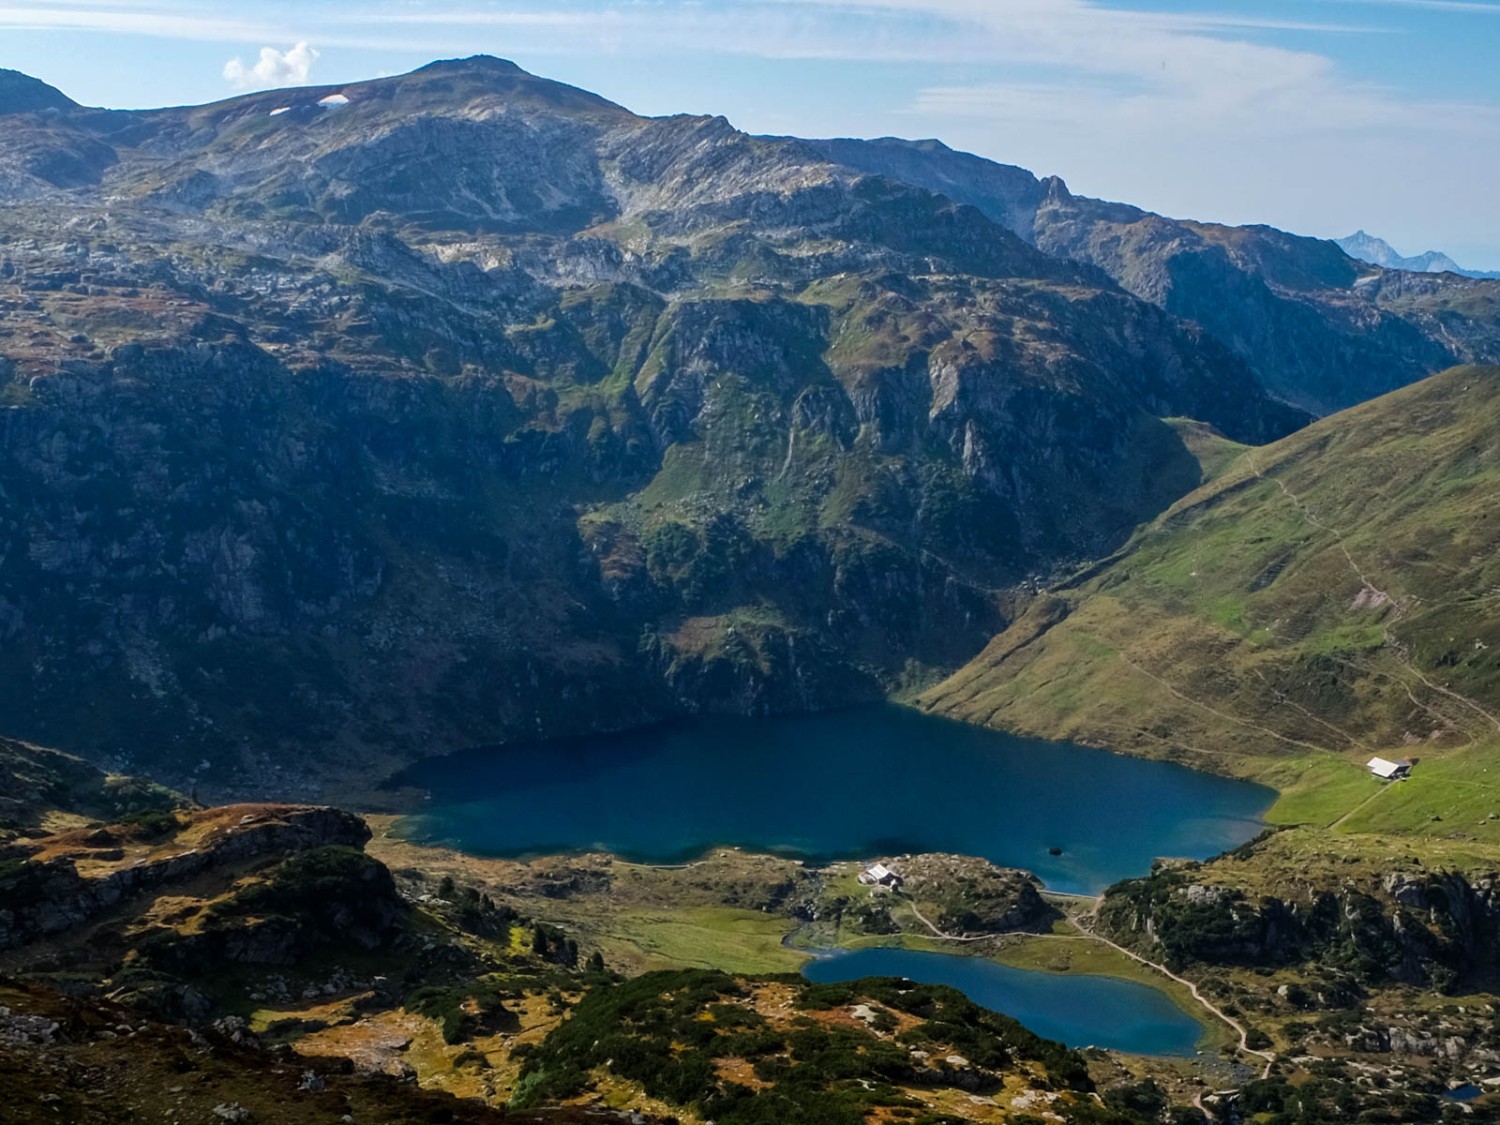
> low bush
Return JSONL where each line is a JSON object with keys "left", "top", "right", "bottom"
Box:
{"left": 512, "top": 970, "right": 1097, "bottom": 1122}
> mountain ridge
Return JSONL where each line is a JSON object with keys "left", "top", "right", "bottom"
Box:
{"left": 0, "top": 68, "right": 76, "bottom": 115}
{"left": 7, "top": 56, "right": 1500, "bottom": 1125}
{"left": 0, "top": 56, "right": 1492, "bottom": 793}
{"left": 807, "top": 134, "right": 1500, "bottom": 414}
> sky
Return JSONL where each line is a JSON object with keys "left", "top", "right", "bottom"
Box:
{"left": 2, "top": 0, "right": 1498, "bottom": 268}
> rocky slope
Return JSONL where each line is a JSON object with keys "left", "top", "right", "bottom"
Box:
{"left": 1099, "top": 830, "right": 1500, "bottom": 993}
{"left": 922, "top": 364, "right": 1500, "bottom": 776}
{"left": 508, "top": 968, "right": 1121, "bottom": 1124}
{"left": 0, "top": 57, "right": 1314, "bottom": 790}
{"left": 813, "top": 137, "right": 1500, "bottom": 414}
{"left": 0, "top": 803, "right": 379, "bottom": 954}
{"left": 1092, "top": 829, "right": 1500, "bottom": 1122}
{"left": 0, "top": 979, "right": 658, "bottom": 1125}
{"left": 0, "top": 735, "right": 182, "bottom": 834}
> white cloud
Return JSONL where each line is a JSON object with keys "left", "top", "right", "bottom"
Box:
{"left": 0, "top": 4, "right": 272, "bottom": 40}
{"left": 1322, "top": 0, "right": 1500, "bottom": 12}
{"left": 223, "top": 40, "right": 319, "bottom": 91}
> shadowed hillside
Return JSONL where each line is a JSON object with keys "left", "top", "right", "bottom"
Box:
{"left": 0, "top": 58, "right": 1307, "bottom": 792}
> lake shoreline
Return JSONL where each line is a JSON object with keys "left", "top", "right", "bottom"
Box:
{"left": 371, "top": 703, "right": 1279, "bottom": 1061}
{"left": 389, "top": 702, "right": 1274, "bottom": 897}
{"left": 804, "top": 944, "right": 1210, "bottom": 1057}
{"left": 367, "top": 816, "right": 1239, "bottom": 1060}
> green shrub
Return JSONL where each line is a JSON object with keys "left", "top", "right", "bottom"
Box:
{"left": 513, "top": 970, "right": 1094, "bottom": 1122}
{"left": 207, "top": 846, "right": 405, "bottom": 951}
{"left": 1103, "top": 1079, "right": 1167, "bottom": 1119}
{"left": 406, "top": 980, "right": 512, "bottom": 1044}
{"left": 116, "top": 808, "right": 181, "bottom": 838}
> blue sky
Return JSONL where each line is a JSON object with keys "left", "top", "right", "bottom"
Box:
{"left": 3, "top": 0, "right": 1498, "bottom": 267}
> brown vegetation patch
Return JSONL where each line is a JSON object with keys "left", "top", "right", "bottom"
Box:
{"left": 713, "top": 1056, "right": 772, "bottom": 1091}
{"left": 293, "top": 1009, "right": 424, "bottom": 1076}
{"left": 745, "top": 981, "right": 799, "bottom": 1027}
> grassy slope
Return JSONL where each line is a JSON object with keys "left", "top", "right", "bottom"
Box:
{"left": 922, "top": 365, "right": 1500, "bottom": 837}
{"left": 919, "top": 374, "right": 1500, "bottom": 1116}
{"left": 596, "top": 906, "right": 803, "bottom": 975}
{"left": 0, "top": 735, "right": 184, "bottom": 833}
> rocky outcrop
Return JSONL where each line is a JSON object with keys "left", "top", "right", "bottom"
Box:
{"left": 0, "top": 805, "right": 369, "bottom": 950}
{"left": 873, "top": 853, "right": 1054, "bottom": 934}
{"left": 0, "top": 736, "right": 182, "bottom": 833}
{"left": 1098, "top": 847, "right": 1500, "bottom": 992}
{"left": 147, "top": 842, "right": 408, "bottom": 969}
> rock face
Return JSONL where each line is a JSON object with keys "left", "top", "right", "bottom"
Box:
{"left": 0, "top": 57, "right": 1317, "bottom": 787}
{"left": 0, "top": 805, "right": 371, "bottom": 950}
{"left": 813, "top": 137, "right": 1500, "bottom": 414}
{"left": 1097, "top": 838, "right": 1500, "bottom": 992}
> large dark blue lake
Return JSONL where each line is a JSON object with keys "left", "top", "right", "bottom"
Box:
{"left": 803, "top": 947, "right": 1206, "bottom": 1056}
{"left": 391, "top": 704, "right": 1271, "bottom": 895}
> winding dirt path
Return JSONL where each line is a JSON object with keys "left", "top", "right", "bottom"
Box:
{"left": 1329, "top": 782, "right": 1391, "bottom": 831}
{"left": 1249, "top": 456, "right": 1500, "bottom": 739}
{"left": 1072, "top": 914, "right": 1275, "bottom": 1078}
{"left": 897, "top": 892, "right": 1276, "bottom": 1076}
{"left": 901, "top": 897, "right": 1009, "bottom": 944}
{"left": 1115, "top": 651, "right": 1330, "bottom": 754}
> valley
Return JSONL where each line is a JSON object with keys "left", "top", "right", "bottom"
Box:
{"left": 2, "top": 51, "right": 1500, "bottom": 1124}
{"left": 921, "top": 363, "right": 1500, "bottom": 818}
{"left": 11, "top": 720, "right": 1500, "bottom": 1121}
{"left": 2, "top": 57, "right": 1498, "bottom": 798}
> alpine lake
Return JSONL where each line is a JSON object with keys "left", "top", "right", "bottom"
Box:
{"left": 392, "top": 705, "right": 1274, "bottom": 1057}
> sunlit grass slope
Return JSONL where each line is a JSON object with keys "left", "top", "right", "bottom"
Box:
{"left": 922, "top": 366, "right": 1500, "bottom": 835}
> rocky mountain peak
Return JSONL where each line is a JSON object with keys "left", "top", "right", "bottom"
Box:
{"left": 1336, "top": 229, "right": 1498, "bottom": 279}
{"left": 358, "top": 54, "right": 631, "bottom": 118}
{"left": 410, "top": 54, "right": 528, "bottom": 78}
{"left": 0, "top": 69, "right": 77, "bottom": 115}
{"left": 1039, "top": 174, "right": 1072, "bottom": 203}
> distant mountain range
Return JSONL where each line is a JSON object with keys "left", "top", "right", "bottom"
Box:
{"left": 0, "top": 56, "right": 1497, "bottom": 790}
{"left": 1337, "top": 229, "right": 1500, "bottom": 279}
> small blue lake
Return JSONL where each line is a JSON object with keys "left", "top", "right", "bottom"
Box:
{"left": 803, "top": 946, "right": 1206, "bottom": 1056}
{"left": 391, "top": 704, "right": 1272, "bottom": 895}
